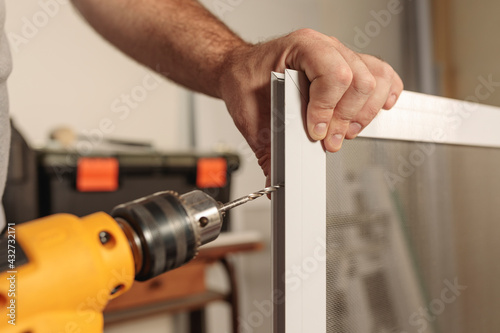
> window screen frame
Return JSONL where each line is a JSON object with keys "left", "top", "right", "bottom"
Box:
{"left": 270, "top": 69, "right": 500, "bottom": 333}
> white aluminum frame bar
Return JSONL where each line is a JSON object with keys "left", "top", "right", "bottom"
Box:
{"left": 361, "top": 90, "right": 500, "bottom": 148}
{"left": 271, "top": 70, "right": 326, "bottom": 333}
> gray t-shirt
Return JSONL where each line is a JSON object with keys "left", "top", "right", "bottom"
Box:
{"left": 0, "top": 0, "right": 12, "bottom": 228}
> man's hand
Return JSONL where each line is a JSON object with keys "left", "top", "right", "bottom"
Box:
{"left": 220, "top": 29, "right": 403, "bottom": 184}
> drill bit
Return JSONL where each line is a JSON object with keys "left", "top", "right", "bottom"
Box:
{"left": 219, "top": 184, "right": 283, "bottom": 214}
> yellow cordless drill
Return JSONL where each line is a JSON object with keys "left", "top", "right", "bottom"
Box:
{"left": 0, "top": 186, "right": 279, "bottom": 332}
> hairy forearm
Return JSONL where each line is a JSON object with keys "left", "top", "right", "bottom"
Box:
{"left": 71, "top": 0, "right": 249, "bottom": 98}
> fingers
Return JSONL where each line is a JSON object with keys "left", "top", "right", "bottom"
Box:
{"left": 322, "top": 40, "right": 376, "bottom": 151}
{"left": 345, "top": 54, "right": 403, "bottom": 139}
{"left": 286, "top": 29, "right": 403, "bottom": 152}
{"left": 323, "top": 52, "right": 402, "bottom": 149}
{"left": 305, "top": 49, "right": 354, "bottom": 142}
{"left": 304, "top": 38, "right": 376, "bottom": 152}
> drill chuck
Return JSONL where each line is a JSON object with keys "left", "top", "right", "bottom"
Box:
{"left": 111, "top": 190, "right": 223, "bottom": 281}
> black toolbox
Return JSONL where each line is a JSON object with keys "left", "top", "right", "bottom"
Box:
{"left": 3, "top": 123, "right": 240, "bottom": 232}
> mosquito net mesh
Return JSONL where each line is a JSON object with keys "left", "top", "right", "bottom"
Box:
{"left": 326, "top": 138, "right": 500, "bottom": 333}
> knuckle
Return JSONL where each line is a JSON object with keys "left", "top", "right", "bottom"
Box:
{"left": 336, "top": 112, "right": 355, "bottom": 122}
{"left": 289, "top": 28, "right": 318, "bottom": 40}
{"left": 353, "top": 74, "right": 376, "bottom": 95}
{"left": 364, "top": 103, "right": 382, "bottom": 120}
{"left": 376, "top": 62, "right": 395, "bottom": 81}
{"left": 310, "top": 105, "right": 334, "bottom": 122}
{"left": 334, "top": 106, "right": 358, "bottom": 122}
{"left": 333, "top": 66, "right": 353, "bottom": 87}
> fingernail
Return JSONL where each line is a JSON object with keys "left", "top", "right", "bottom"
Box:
{"left": 330, "top": 134, "right": 344, "bottom": 150}
{"left": 313, "top": 123, "right": 328, "bottom": 138}
{"left": 349, "top": 122, "right": 362, "bottom": 137}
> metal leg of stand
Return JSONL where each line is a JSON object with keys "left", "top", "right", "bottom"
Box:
{"left": 220, "top": 257, "right": 239, "bottom": 333}
{"left": 189, "top": 309, "right": 206, "bottom": 333}
{"left": 188, "top": 257, "right": 239, "bottom": 333}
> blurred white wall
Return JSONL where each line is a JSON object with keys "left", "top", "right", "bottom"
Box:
{"left": 4, "top": 0, "right": 405, "bottom": 332}
{"left": 5, "top": 0, "right": 190, "bottom": 150}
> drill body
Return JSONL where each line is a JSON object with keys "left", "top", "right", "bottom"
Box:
{"left": 0, "top": 190, "right": 223, "bottom": 333}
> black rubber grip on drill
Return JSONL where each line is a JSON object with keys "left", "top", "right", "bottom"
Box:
{"left": 111, "top": 191, "right": 197, "bottom": 281}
